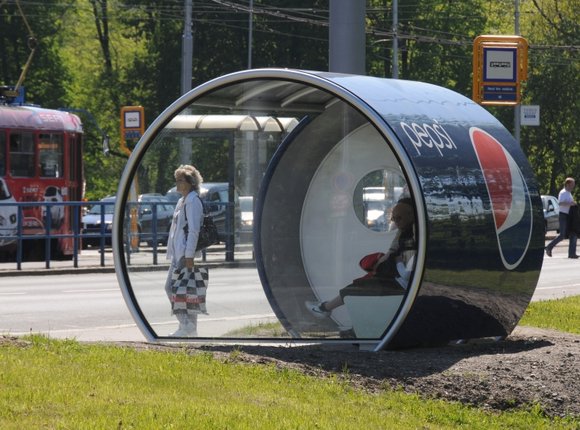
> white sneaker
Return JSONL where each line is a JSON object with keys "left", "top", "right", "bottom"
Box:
{"left": 170, "top": 322, "right": 197, "bottom": 337}
{"left": 170, "top": 326, "right": 189, "bottom": 337}
{"left": 183, "top": 322, "right": 198, "bottom": 337}
{"left": 305, "top": 301, "right": 330, "bottom": 319}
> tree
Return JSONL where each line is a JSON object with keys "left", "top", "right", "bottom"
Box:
{"left": 519, "top": 0, "right": 580, "bottom": 195}
{"left": 367, "top": 0, "right": 488, "bottom": 95}
{"left": 0, "top": 0, "right": 72, "bottom": 106}
{"left": 5, "top": 0, "right": 575, "bottom": 199}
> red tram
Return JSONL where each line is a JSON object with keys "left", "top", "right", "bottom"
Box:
{"left": 0, "top": 105, "right": 84, "bottom": 260}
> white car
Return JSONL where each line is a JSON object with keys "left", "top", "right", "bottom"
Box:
{"left": 0, "top": 178, "right": 18, "bottom": 247}
{"left": 239, "top": 196, "right": 253, "bottom": 243}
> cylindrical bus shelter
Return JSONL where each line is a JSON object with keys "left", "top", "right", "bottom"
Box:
{"left": 113, "top": 69, "right": 544, "bottom": 351}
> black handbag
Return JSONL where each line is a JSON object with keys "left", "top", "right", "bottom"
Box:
{"left": 196, "top": 214, "right": 219, "bottom": 251}
{"left": 183, "top": 196, "right": 220, "bottom": 251}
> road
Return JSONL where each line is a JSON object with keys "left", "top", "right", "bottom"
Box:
{"left": 0, "top": 267, "right": 273, "bottom": 342}
{"left": 0, "top": 243, "right": 578, "bottom": 342}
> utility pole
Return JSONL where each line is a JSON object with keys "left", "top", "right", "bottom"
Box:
{"left": 392, "top": 0, "right": 398, "bottom": 78}
{"left": 329, "top": 0, "right": 365, "bottom": 74}
{"left": 248, "top": 0, "right": 253, "bottom": 69}
{"left": 180, "top": 0, "right": 194, "bottom": 164}
{"left": 514, "top": 0, "right": 521, "bottom": 145}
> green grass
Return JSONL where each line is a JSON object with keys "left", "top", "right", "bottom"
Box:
{"left": 520, "top": 295, "right": 580, "bottom": 334}
{"left": 1, "top": 296, "right": 579, "bottom": 429}
{"left": 424, "top": 268, "right": 539, "bottom": 294}
{"left": 225, "top": 321, "right": 289, "bottom": 337}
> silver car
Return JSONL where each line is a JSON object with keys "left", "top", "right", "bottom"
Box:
{"left": 81, "top": 196, "right": 116, "bottom": 248}
{"left": 541, "top": 195, "right": 559, "bottom": 234}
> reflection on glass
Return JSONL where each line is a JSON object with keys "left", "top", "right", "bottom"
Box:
{"left": 353, "top": 169, "right": 408, "bottom": 232}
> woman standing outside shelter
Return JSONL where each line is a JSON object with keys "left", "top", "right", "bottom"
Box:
{"left": 165, "top": 164, "right": 205, "bottom": 336}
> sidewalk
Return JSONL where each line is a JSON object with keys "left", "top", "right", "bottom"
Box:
{"left": 0, "top": 244, "right": 256, "bottom": 276}
{"left": 0, "top": 235, "right": 561, "bottom": 276}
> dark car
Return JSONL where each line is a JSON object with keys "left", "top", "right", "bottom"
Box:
{"left": 137, "top": 194, "right": 175, "bottom": 246}
{"left": 167, "top": 182, "right": 239, "bottom": 243}
{"left": 165, "top": 189, "right": 181, "bottom": 206}
{"left": 81, "top": 196, "right": 116, "bottom": 248}
{"left": 200, "top": 183, "right": 229, "bottom": 242}
{"left": 82, "top": 195, "right": 174, "bottom": 248}
{"left": 541, "top": 195, "right": 559, "bottom": 234}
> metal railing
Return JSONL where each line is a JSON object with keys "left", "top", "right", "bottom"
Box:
{"left": 0, "top": 200, "right": 241, "bottom": 270}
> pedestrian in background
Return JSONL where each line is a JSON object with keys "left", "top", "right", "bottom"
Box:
{"left": 546, "top": 177, "right": 578, "bottom": 259}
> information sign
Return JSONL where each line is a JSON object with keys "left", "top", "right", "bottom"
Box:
{"left": 521, "top": 105, "right": 540, "bottom": 126}
{"left": 120, "top": 106, "right": 145, "bottom": 156}
{"left": 472, "top": 36, "right": 528, "bottom": 106}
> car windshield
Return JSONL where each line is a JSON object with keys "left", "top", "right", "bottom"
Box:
{"left": 87, "top": 202, "right": 115, "bottom": 215}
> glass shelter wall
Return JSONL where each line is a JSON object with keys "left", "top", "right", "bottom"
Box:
{"left": 115, "top": 69, "right": 543, "bottom": 350}
{"left": 117, "top": 77, "right": 414, "bottom": 346}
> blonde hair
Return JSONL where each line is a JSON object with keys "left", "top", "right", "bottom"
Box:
{"left": 174, "top": 164, "right": 203, "bottom": 193}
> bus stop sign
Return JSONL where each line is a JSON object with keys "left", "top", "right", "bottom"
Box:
{"left": 472, "top": 35, "right": 528, "bottom": 106}
{"left": 120, "top": 106, "right": 145, "bottom": 156}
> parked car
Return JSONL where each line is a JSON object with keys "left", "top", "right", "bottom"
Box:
{"left": 82, "top": 194, "right": 174, "bottom": 248}
{"left": 167, "top": 182, "right": 240, "bottom": 243}
{"left": 541, "top": 195, "right": 559, "bottom": 234}
{"left": 81, "top": 196, "right": 116, "bottom": 248}
{"left": 362, "top": 187, "right": 390, "bottom": 232}
{"left": 165, "top": 189, "right": 181, "bottom": 206}
{"left": 137, "top": 194, "right": 174, "bottom": 246}
{"left": 239, "top": 196, "right": 253, "bottom": 243}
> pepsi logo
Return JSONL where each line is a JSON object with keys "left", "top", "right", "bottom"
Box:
{"left": 400, "top": 120, "right": 457, "bottom": 156}
{"left": 470, "top": 127, "right": 533, "bottom": 270}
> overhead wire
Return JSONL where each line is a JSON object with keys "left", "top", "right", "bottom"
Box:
{"left": 3, "top": 0, "right": 579, "bottom": 55}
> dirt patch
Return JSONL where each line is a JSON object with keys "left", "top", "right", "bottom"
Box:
{"left": 3, "top": 326, "right": 579, "bottom": 419}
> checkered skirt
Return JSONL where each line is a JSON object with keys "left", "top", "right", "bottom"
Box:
{"left": 170, "top": 267, "right": 208, "bottom": 315}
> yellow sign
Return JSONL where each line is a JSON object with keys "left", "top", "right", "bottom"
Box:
{"left": 120, "top": 106, "right": 145, "bottom": 156}
{"left": 472, "top": 35, "right": 528, "bottom": 106}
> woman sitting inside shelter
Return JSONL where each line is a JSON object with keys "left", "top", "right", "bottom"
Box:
{"left": 306, "top": 198, "right": 416, "bottom": 319}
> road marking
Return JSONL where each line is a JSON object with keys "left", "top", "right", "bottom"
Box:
{"left": 61, "top": 288, "right": 120, "bottom": 293}
{"left": 536, "top": 284, "right": 580, "bottom": 290}
{"left": 4, "top": 313, "right": 278, "bottom": 336}
{"left": 155, "top": 313, "right": 277, "bottom": 325}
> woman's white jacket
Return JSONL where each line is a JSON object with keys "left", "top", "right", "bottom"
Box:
{"left": 166, "top": 191, "right": 203, "bottom": 264}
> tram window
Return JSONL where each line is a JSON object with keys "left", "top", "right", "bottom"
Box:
{"left": 68, "top": 135, "right": 77, "bottom": 182}
{"left": 9, "top": 132, "right": 34, "bottom": 177}
{"left": 39, "top": 133, "right": 64, "bottom": 178}
{"left": 0, "top": 132, "right": 5, "bottom": 176}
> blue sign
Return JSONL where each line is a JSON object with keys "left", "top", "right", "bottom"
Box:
{"left": 483, "top": 85, "right": 517, "bottom": 101}
{"left": 124, "top": 130, "right": 142, "bottom": 139}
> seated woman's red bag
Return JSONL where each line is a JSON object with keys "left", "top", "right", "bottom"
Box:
{"left": 359, "top": 252, "right": 385, "bottom": 272}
